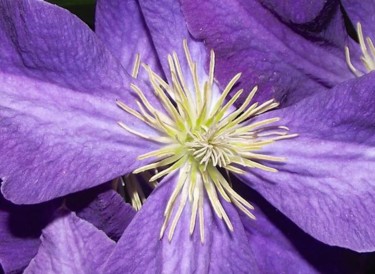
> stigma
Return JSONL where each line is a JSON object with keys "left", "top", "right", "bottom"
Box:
{"left": 345, "top": 22, "right": 375, "bottom": 76}
{"left": 117, "top": 40, "right": 296, "bottom": 242}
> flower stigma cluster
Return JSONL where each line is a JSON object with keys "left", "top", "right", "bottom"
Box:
{"left": 345, "top": 22, "right": 375, "bottom": 76}
{"left": 117, "top": 40, "right": 296, "bottom": 243}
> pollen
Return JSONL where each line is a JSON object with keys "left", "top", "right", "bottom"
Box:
{"left": 345, "top": 22, "right": 375, "bottom": 76}
{"left": 117, "top": 40, "right": 296, "bottom": 242}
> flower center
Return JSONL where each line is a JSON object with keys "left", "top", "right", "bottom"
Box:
{"left": 117, "top": 40, "right": 296, "bottom": 242}
{"left": 345, "top": 22, "right": 375, "bottom": 76}
{"left": 186, "top": 126, "right": 233, "bottom": 169}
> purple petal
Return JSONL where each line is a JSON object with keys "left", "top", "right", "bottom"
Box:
{"left": 237, "top": 183, "right": 367, "bottom": 274}
{"left": 240, "top": 72, "right": 375, "bottom": 251}
{"left": 259, "top": 0, "right": 335, "bottom": 24}
{"left": 0, "top": 0, "right": 160, "bottom": 204}
{"left": 24, "top": 210, "right": 115, "bottom": 273}
{"left": 341, "top": 0, "right": 375, "bottom": 37}
{"left": 0, "top": 0, "right": 127, "bottom": 99}
{"left": 95, "top": 0, "right": 164, "bottom": 77}
{"left": 138, "top": 0, "right": 209, "bottom": 83}
{"left": 102, "top": 173, "right": 260, "bottom": 274}
{"left": 0, "top": 193, "right": 59, "bottom": 273}
{"left": 95, "top": 0, "right": 188, "bottom": 113}
{"left": 181, "top": 0, "right": 353, "bottom": 105}
{"left": 66, "top": 184, "right": 135, "bottom": 241}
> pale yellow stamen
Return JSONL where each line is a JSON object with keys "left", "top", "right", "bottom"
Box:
{"left": 114, "top": 170, "right": 157, "bottom": 211}
{"left": 345, "top": 22, "right": 375, "bottom": 76}
{"left": 131, "top": 53, "right": 141, "bottom": 78}
{"left": 124, "top": 174, "right": 145, "bottom": 211}
{"left": 117, "top": 40, "right": 296, "bottom": 242}
{"left": 117, "top": 121, "right": 170, "bottom": 143}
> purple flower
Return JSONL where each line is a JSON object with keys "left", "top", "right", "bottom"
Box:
{"left": 0, "top": 0, "right": 374, "bottom": 272}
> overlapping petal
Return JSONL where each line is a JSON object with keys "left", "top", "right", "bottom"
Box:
{"left": 239, "top": 183, "right": 366, "bottom": 274}
{"left": 66, "top": 184, "right": 135, "bottom": 241}
{"left": 0, "top": 0, "right": 126, "bottom": 99}
{"left": 138, "top": 0, "right": 209, "bottom": 88}
{"left": 95, "top": 0, "right": 164, "bottom": 78}
{"left": 181, "top": 0, "right": 353, "bottom": 105}
{"left": 240, "top": 72, "right": 375, "bottom": 251}
{"left": 0, "top": 192, "right": 59, "bottom": 273}
{"left": 341, "top": 0, "right": 375, "bottom": 38}
{"left": 259, "top": 0, "right": 336, "bottom": 25}
{"left": 24, "top": 210, "right": 115, "bottom": 273}
{"left": 0, "top": 0, "right": 160, "bottom": 204}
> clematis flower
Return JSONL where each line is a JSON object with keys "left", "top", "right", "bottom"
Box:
{"left": 0, "top": 0, "right": 375, "bottom": 272}
{"left": 96, "top": 1, "right": 375, "bottom": 271}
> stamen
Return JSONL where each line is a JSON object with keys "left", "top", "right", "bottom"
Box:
{"left": 120, "top": 174, "right": 147, "bottom": 211}
{"left": 208, "top": 73, "right": 242, "bottom": 122}
{"left": 125, "top": 174, "right": 145, "bottom": 210}
{"left": 208, "top": 50, "right": 215, "bottom": 90}
{"left": 133, "top": 154, "right": 183, "bottom": 174}
{"left": 131, "top": 53, "right": 141, "bottom": 78}
{"left": 138, "top": 145, "right": 182, "bottom": 160}
{"left": 117, "top": 40, "right": 296, "bottom": 242}
{"left": 189, "top": 185, "right": 200, "bottom": 233}
{"left": 168, "top": 181, "right": 189, "bottom": 241}
{"left": 117, "top": 121, "right": 170, "bottom": 143}
{"left": 345, "top": 22, "right": 375, "bottom": 76}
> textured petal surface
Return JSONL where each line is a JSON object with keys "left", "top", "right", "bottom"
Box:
{"left": 0, "top": 0, "right": 127, "bottom": 99}
{"left": 0, "top": 0, "right": 160, "bottom": 204}
{"left": 25, "top": 210, "right": 115, "bottom": 274}
{"left": 102, "top": 173, "right": 260, "bottom": 274}
{"left": 240, "top": 72, "right": 375, "bottom": 251}
{"left": 237, "top": 183, "right": 366, "bottom": 274}
{"left": 138, "top": 0, "right": 209, "bottom": 85}
{"left": 66, "top": 184, "right": 135, "bottom": 241}
{"left": 181, "top": 0, "right": 353, "bottom": 105}
{"left": 95, "top": 0, "right": 163, "bottom": 78}
{"left": 341, "top": 0, "right": 375, "bottom": 36}
{"left": 0, "top": 193, "right": 58, "bottom": 273}
{"left": 260, "top": 0, "right": 335, "bottom": 24}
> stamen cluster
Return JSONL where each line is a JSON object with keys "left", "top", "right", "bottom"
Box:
{"left": 346, "top": 22, "right": 375, "bottom": 76}
{"left": 117, "top": 40, "right": 296, "bottom": 242}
